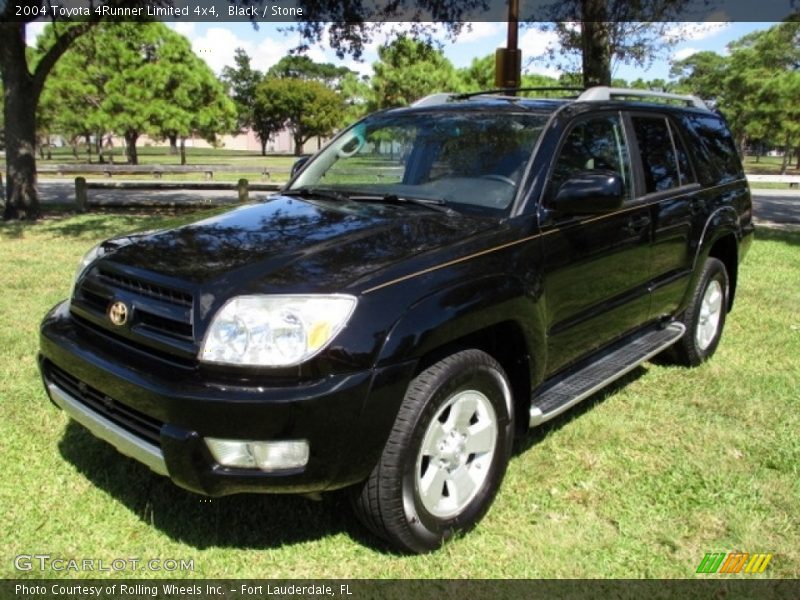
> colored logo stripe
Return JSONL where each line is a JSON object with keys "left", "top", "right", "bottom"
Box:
{"left": 696, "top": 552, "right": 773, "bottom": 574}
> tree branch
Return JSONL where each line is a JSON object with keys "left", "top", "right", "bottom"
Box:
{"left": 32, "top": 21, "right": 95, "bottom": 95}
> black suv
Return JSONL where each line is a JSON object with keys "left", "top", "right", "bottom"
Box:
{"left": 39, "top": 87, "right": 753, "bottom": 553}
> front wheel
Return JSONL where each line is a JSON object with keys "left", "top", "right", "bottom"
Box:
{"left": 669, "top": 257, "right": 729, "bottom": 367}
{"left": 351, "top": 349, "right": 514, "bottom": 553}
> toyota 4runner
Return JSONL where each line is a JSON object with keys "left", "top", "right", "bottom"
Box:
{"left": 39, "top": 86, "right": 754, "bottom": 553}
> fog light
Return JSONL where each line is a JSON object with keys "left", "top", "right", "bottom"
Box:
{"left": 205, "top": 438, "right": 309, "bottom": 471}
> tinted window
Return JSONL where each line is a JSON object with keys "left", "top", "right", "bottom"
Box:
{"left": 291, "top": 111, "right": 548, "bottom": 216}
{"left": 632, "top": 116, "right": 682, "bottom": 193}
{"left": 549, "top": 114, "right": 631, "bottom": 201}
{"left": 680, "top": 114, "right": 744, "bottom": 185}
{"left": 672, "top": 123, "right": 695, "bottom": 186}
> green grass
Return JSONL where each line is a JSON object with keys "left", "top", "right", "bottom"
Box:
{"left": 743, "top": 154, "right": 800, "bottom": 175}
{"left": 1, "top": 212, "right": 798, "bottom": 579}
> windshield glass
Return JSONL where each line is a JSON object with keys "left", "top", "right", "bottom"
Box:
{"left": 289, "top": 110, "right": 549, "bottom": 216}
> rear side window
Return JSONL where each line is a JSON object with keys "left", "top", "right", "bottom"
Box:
{"left": 679, "top": 114, "right": 744, "bottom": 185}
{"left": 631, "top": 116, "right": 694, "bottom": 194}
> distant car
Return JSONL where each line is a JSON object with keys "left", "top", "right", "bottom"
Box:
{"left": 40, "top": 86, "right": 753, "bottom": 553}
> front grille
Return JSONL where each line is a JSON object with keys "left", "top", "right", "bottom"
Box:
{"left": 98, "top": 268, "right": 192, "bottom": 307}
{"left": 45, "top": 361, "right": 163, "bottom": 447}
{"left": 72, "top": 314, "right": 196, "bottom": 368}
{"left": 73, "top": 265, "right": 196, "bottom": 357}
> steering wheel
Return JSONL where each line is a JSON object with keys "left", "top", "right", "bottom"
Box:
{"left": 481, "top": 174, "right": 517, "bottom": 187}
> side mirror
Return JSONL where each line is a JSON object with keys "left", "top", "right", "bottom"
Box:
{"left": 291, "top": 155, "right": 311, "bottom": 178}
{"left": 552, "top": 170, "right": 625, "bottom": 214}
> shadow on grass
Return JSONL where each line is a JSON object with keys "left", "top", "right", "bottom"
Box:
{"left": 1, "top": 208, "right": 220, "bottom": 241}
{"left": 755, "top": 226, "right": 800, "bottom": 247}
{"left": 514, "top": 365, "right": 649, "bottom": 455}
{"left": 58, "top": 422, "right": 395, "bottom": 554}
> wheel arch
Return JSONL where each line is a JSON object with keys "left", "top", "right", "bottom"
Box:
{"left": 689, "top": 207, "right": 740, "bottom": 312}
{"left": 374, "top": 275, "right": 546, "bottom": 437}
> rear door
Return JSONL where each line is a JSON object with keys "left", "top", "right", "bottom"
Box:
{"left": 540, "top": 112, "right": 653, "bottom": 375}
{"left": 627, "top": 112, "right": 700, "bottom": 321}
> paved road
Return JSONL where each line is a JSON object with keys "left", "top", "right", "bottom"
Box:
{"left": 35, "top": 180, "right": 800, "bottom": 226}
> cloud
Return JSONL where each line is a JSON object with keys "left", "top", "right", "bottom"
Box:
{"left": 673, "top": 47, "right": 700, "bottom": 62}
{"left": 662, "top": 22, "right": 729, "bottom": 44}
{"left": 184, "top": 26, "right": 296, "bottom": 74}
{"left": 169, "top": 22, "right": 196, "bottom": 38}
{"left": 518, "top": 27, "right": 561, "bottom": 59}
{"left": 25, "top": 21, "right": 47, "bottom": 47}
{"left": 459, "top": 22, "right": 502, "bottom": 43}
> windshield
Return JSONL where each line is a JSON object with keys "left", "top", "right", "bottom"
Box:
{"left": 289, "top": 110, "right": 549, "bottom": 216}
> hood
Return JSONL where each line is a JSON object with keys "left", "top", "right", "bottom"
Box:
{"left": 100, "top": 194, "right": 489, "bottom": 292}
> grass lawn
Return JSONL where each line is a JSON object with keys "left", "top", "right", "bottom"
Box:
{"left": 0, "top": 210, "right": 798, "bottom": 579}
{"left": 743, "top": 154, "right": 800, "bottom": 175}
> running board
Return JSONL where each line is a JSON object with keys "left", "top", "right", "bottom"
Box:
{"left": 529, "top": 322, "right": 686, "bottom": 427}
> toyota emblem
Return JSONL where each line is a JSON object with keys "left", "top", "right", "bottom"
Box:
{"left": 108, "top": 301, "right": 129, "bottom": 326}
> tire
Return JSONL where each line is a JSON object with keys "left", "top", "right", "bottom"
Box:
{"left": 669, "top": 257, "right": 729, "bottom": 367}
{"left": 351, "top": 349, "right": 514, "bottom": 553}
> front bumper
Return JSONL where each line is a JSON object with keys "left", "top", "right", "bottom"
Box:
{"left": 39, "top": 301, "right": 414, "bottom": 496}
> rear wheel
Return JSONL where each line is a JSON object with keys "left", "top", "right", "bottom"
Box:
{"left": 351, "top": 349, "right": 514, "bottom": 553}
{"left": 669, "top": 257, "right": 729, "bottom": 367}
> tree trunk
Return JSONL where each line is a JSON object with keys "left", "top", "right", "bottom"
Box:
{"left": 85, "top": 133, "right": 92, "bottom": 163}
{"left": 2, "top": 20, "right": 94, "bottom": 220}
{"left": 1, "top": 24, "right": 40, "bottom": 220}
{"left": 96, "top": 133, "right": 104, "bottom": 164}
{"left": 780, "top": 136, "right": 790, "bottom": 175}
{"left": 169, "top": 133, "right": 178, "bottom": 155}
{"left": 293, "top": 134, "right": 304, "bottom": 156}
{"left": 580, "top": 0, "right": 611, "bottom": 87}
{"left": 179, "top": 137, "right": 186, "bottom": 166}
{"left": 125, "top": 131, "right": 139, "bottom": 165}
{"left": 260, "top": 138, "right": 267, "bottom": 156}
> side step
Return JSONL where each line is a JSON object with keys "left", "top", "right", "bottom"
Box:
{"left": 529, "top": 322, "right": 686, "bottom": 427}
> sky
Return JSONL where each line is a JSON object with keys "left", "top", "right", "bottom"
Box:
{"left": 28, "top": 20, "right": 776, "bottom": 84}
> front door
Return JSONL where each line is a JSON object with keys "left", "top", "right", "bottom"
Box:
{"left": 539, "top": 112, "right": 652, "bottom": 375}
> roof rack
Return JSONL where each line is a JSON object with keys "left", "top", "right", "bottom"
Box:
{"left": 411, "top": 87, "right": 585, "bottom": 107}
{"left": 578, "top": 86, "right": 708, "bottom": 109}
{"left": 411, "top": 93, "right": 457, "bottom": 107}
{"left": 453, "top": 87, "right": 585, "bottom": 100}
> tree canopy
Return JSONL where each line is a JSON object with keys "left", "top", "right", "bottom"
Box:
{"left": 253, "top": 77, "right": 344, "bottom": 156}
{"left": 370, "top": 36, "right": 460, "bottom": 108}
{"left": 671, "top": 21, "right": 800, "bottom": 170}
{"left": 38, "top": 22, "right": 235, "bottom": 165}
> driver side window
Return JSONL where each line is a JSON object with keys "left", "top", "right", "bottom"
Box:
{"left": 549, "top": 114, "right": 631, "bottom": 203}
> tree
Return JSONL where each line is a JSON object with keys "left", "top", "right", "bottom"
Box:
{"left": 1, "top": 20, "right": 94, "bottom": 219}
{"left": 669, "top": 22, "right": 800, "bottom": 168}
{"left": 40, "top": 22, "right": 235, "bottom": 166}
{"left": 253, "top": 77, "right": 344, "bottom": 155}
{"left": 458, "top": 54, "right": 496, "bottom": 91}
{"left": 0, "top": 0, "right": 170, "bottom": 220}
{"left": 143, "top": 30, "right": 236, "bottom": 164}
{"left": 371, "top": 36, "right": 460, "bottom": 108}
{"left": 221, "top": 48, "right": 262, "bottom": 134}
{"left": 669, "top": 51, "right": 729, "bottom": 100}
{"left": 267, "top": 55, "right": 353, "bottom": 87}
{"left": 36, "top": 26, "right": 111, "bottom": 163}
{"left": 525, "top": 0, "right": 698, "bottom": 87}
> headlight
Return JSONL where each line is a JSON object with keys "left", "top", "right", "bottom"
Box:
{"left": 200, "top": 295, "right": 357, "bottom": 367}
{"left": 72, "top": 243, "right": 106, "bottom": 291}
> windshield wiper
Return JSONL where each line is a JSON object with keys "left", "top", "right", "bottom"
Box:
{"left": 284, "top": 187, "right": 347, "bottom": 202}
{"left": 347, "top": 193, "right": 455, "bottom": 215}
